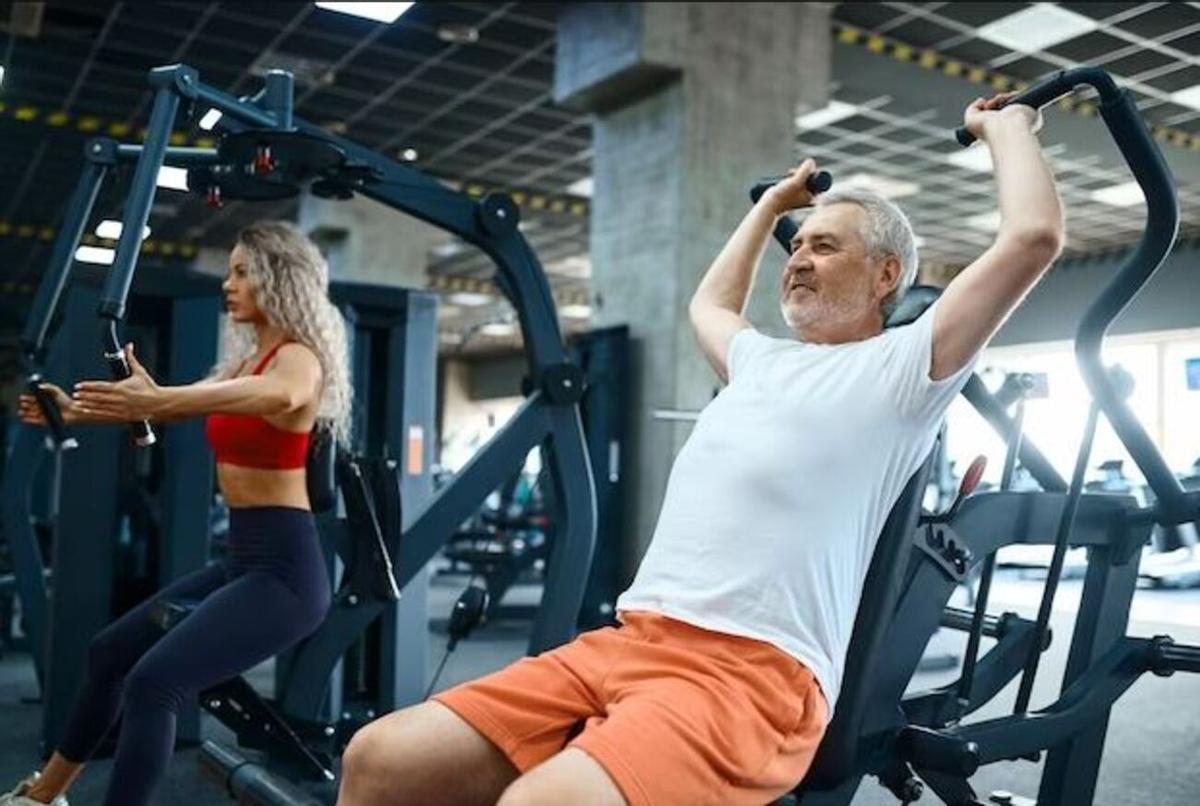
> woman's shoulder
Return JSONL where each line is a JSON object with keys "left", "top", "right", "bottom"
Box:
{"left": 271, "top": 342, "right": 323, "bottom": 374}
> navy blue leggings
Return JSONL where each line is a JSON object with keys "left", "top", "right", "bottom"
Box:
{"left": 58, "top": 507, "right": 331, "bottom": 806}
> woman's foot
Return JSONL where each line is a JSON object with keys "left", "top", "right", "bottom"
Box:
{"left": 0, "top": 773, "right": 69, "bottom": 806}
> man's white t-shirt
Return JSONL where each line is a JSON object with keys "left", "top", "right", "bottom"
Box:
{"left": 616, "top": 306, "right": 976, "bottom": 717}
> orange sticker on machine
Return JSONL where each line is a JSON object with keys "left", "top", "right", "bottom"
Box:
{"left": 407, "top": 425, "right": 424, "bottom": 475}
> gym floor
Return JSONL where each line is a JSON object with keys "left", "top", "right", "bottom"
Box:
{"left": 2, "top": 571, "right": 1198, "bottom": 805}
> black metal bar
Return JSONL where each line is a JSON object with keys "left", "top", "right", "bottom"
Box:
{"left": 1156, "top": 641, "right": 1200, "bottom": 673}
{"left": 0, "top": 428, "right": 53, "bottom": 687}
{"left": 954, "top": 66, "right": 1120, "bottom": 147}
{"left": 905, "top": 612, "right": 1046, "bottom": 726}
{"left": 959, "top": 395, "right": 1027, "bottom": 708}
{"left": 192, "top": 82, "right": 285, "bottom": 130}
{"left": 528, "top": 403, "right": 598, "bottom": 653}
{"left": 98, "top": 86, "right": 178, "bottom": 320}
{"left": 1038, "top": 530, "right": 1145, "bottom": 803}
{"left": 911, "top": 638, "right": 1152, "bottom": 770}
{"left": 398, "top": 395, "right": 551, "bottom": 586}
{"left": 21, "top": 160, "right": 108, "bottom": 359}
{"left": 940, "top": 606, "right": 1007, "bottom": 637}
{"left": 1015, "top": 398, "right": 1100, "bottom": 714}
{"left": 961, "top": 374, "right": 1066, "bottom": 492}
{"left": 1075, "top": 83, "right": 1187, "bottom": 521}
{"left": 115, "top": 144, "right": 221, "bottom": 166}
{"left": 262, "top": 70, "right": 294, "bottom": 130}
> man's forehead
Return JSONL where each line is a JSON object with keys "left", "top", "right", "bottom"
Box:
{"left": 799, "top": 203, "right": 864, "bottom": 237}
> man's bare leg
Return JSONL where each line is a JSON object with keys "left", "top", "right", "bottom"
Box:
{"left": 497, "top": 748, "right": 625, "bottom": 806}
{"left": 338, "top": 701, "right": 518, "bottom": 806}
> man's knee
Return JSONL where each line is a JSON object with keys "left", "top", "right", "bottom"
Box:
{"left": 344, "top": 700, "right": 522, "bottom": 805}
{"left": 341, "top": 710, "right": 415, "bottom": 793}
{"left": 496, "top": 778, "right": 540, "bottom": 806}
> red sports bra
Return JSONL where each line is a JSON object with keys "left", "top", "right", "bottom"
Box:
{"left": 204, "top": 342, "right": 311, "bottom": 470}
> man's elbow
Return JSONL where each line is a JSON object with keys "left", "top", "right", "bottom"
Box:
{"left": 999, "top": 224, "right": 1064, "bottom": 270}
{"left": 687, "top": 297, "right": 712, "bottom": 326}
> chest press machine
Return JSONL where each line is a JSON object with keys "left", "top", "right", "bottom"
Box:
{"left": 12, "top": 63, "right": 598, "bottom": 804}
{"left": 759, "top": 66, "right": 1200, "bottom": 806}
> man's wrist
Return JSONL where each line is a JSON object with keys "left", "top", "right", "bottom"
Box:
{"left": 979, "top": 114, "right": 1036, "bottom": 142}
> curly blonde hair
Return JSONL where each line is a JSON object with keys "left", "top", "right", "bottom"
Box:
{"left": 212, "top": 221, "right": 353, "bottom": 446}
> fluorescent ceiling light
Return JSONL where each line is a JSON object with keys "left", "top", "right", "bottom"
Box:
{"left": 567, "top": 176, "right": 593, "bottom": 198}
{"left": 0, "top": 66, "right": 5, "bottom": 88}
{"left": 314, "top": 3, "right": 414, "bottom": 24}
{"left": 1090, "top": 181, "right": 1144, "bottom": 207}
{"left": 837, "top": 173, "right": 920, "bottom": 199}
{"left": 199, "top": 108, "right": 222, "bottom": 130}
{"left": 157, "top": 166, "right": 190, "bottom": 191}
{"left": 795, "top": 100, "right": 858, "bottom": 131}
{"left": 946, "top": 145, "right": 994, "bottom": 173}
{"left": 967, "top": 211, "right": 1002, "bottom": 232}
{"left": 1169, "top": 85, "right": 1200, "bottom": 112}
{"left": 559, "top": 304, "right": 592, "bottom": 319}
{"left": 548, "top": 255, "right": 591, "bottom": 279}
{"left": 96, "top": 220, "right": 150, "bottom": 240}
{"left": 75, "top": 246, "right": 116, "bottom": 265}
{"left": 433, "top": 240, "right": 466, "bottom": 258}
{"left": 479, "top": 322, "right": 515, "bottom": 337}
{"left": 447, "top": 291, "right": 491, "bottom": 307}
{"left": 977, "top": 5, "right": 1098, "bottom": 53}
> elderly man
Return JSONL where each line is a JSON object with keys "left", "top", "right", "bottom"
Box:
{"left": 337, "top": 91, "right": 1063, "bottom": 806}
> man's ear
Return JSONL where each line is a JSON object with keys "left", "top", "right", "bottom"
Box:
{"left": 876, "top": 255, "right": 902, "bottom": 299}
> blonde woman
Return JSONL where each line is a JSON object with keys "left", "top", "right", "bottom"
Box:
{"left": 6, "top": 221, "right": 351, "bottom": 806}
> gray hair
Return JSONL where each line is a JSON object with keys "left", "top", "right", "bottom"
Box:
{"left": 814, "top": 188, "right": 919, "bottom": 320}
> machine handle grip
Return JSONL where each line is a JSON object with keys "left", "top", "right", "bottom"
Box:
{"left": 103, "top": 345, "right": 157, "bottom": 448}
{"left": 954, "top": 68, "right": 1080, "bottom": 147}
{"left": 750, "top": 170, "right": 832, "bottom": 203}
{"left": 27, "top": 374, "right": 78, "bottom": 450}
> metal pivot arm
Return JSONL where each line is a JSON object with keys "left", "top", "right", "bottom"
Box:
{"left": 293, "top": 115, "right": 572, "bottom": 374}
{"left": 1015, "top": 397, "right": 1101, "bottom": 715}
{"left": 23, "top": 159, "right": 108, "bottom": 360}
{"left": 1079, "top": 86, "right": 1186, "bottom": 522}
{"left": 903, "top": 637, "right": 1156, "bottom": 771}
{"left": 953, "top": 67, "right": 1118, "bottom": 147}
{"left": 21, "top": 156, "right": 111, "bottom": 449}
{"left": 974, "top": 67, "right": 1190, "bottom": 521}
{"left": 961, "top": 374, "right": 1066, "bottom": 493}
{"left": 905, "top": 611, "right": 1049, "bottom": 726}
{"left": 954, "top": 67, "right": 1186, "bottom": 519}
{"left": 96, "top": 75, "right": 191, "bottom": 449}
{"left": 959, "top": 383, "right": 1032, "bottom": 711}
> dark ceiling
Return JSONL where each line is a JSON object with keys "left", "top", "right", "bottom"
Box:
{"left": 3, "top": 1, "right": 1200, "bottom": 370}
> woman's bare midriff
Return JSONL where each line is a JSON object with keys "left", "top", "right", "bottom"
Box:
{"left": 217, "top": 463, "right": 311, "bottom": 509}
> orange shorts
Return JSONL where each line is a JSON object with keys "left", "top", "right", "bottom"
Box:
{"left": 433, "top": 610, "right": 828, "bottom": 806}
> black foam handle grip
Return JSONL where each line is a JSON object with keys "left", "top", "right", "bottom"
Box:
{"left": 750, "top": 170, "right": 833, "bottom": 203}
{"left": 27, "top": 374, "right": 78, "bottom": 450}
{"left": 954, "top": 68, "right": 1079, "bottom": 147}
{"left": 104, "top": 350, "right": 157, "bottom": 447}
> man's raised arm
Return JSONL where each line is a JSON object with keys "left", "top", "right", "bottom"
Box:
{"left": 932, "top": 93, "right": 1066, "bottom": 380}
{"left": 689, "top": 159, "right": 820, "bottom": 383}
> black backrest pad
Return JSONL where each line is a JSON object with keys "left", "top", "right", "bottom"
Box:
{"left": 799, "top": 452, "right": 936, "bottom": 790}
{"left": 885, "top": 284, "right": 942, "bottom": 329}
{"left": 306, "top": 427, "right": 337, "bottom": 513}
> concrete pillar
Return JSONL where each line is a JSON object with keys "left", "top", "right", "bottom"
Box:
{"left": 297, "top": 192, "right": 441, "bottom": 287}
{"left": 556, "top": 2, "right": 832, "bottom": 575}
